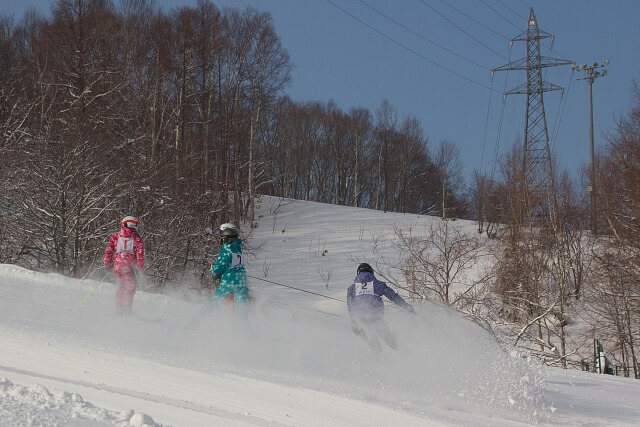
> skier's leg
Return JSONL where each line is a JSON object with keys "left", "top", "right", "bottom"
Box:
{"left": 362, "top": 324, "right": 383, "bottom": 355}
{"left": 351, "top": 319, "right": 365, "bottom": 338}
{"left": 232, "top": 286, "right": 251, "bottom": 332}
{"left": 355, "top": 317, "right": 383, "bottom": 355}
{"left": 234, "top": 285, "right": 248, "bottom": 304}
{"left": 189, "top": 282, "right": 230, "bottom": 328}
{"left": 223, "top": 294, "right": 235, "bottom": 314}
{"left": 122, "top": 273, "right": 137, "bottom": 314}
{"left": 376, "top": 318, "right": 398, "bottom": 350}
{"left": 189, "top": 296, "right": 222, "bottom": 328}
{"left": 114, "top": 273, "right": 126, "bottom": 314}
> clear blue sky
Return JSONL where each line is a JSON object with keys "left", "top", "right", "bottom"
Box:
{"left": 6, "top": 0, "right": 640, "bottom": 184}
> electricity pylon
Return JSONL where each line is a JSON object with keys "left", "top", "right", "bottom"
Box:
{"left": 492, "top": 8, "right": 572, "bottom": 223}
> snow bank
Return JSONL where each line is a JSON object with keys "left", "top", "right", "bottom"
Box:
{"left": 0, "top": 378, "right": 160, "bottom": 426}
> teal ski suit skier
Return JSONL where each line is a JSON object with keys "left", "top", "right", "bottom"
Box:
{"left": 190, "top": 223, "right": 248, "bottom": 327}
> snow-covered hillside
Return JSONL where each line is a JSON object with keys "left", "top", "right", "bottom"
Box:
{"left": 1, "top": 196, "right": 639, "bottom": 426}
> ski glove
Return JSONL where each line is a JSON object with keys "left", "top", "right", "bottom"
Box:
{"left": 211, "top": 274, "right": 221, "bottom": 287}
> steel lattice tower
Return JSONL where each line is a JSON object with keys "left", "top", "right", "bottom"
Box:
{"left": 493, "top": 9, "right": 572, "bottom": 220}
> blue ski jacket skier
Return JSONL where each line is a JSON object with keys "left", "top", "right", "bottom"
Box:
{"left": 347, "top": 271, "right": 411, "bottom": 321}
{"left": 210, "top": 239, "right": 248, "bottom": 303}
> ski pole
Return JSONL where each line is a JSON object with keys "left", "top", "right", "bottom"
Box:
{"left": 75, "top": 272, "right": 108, "bottom": 310}
{"left": 134, "top": 270, "right": 148, "bottom": 300}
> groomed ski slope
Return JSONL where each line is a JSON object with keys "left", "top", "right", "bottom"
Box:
{"left": 1, "top": 196, "right": 639, "bottom": 426}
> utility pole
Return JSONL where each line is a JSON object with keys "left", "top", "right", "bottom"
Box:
{"left": 574, "top": 61, "right": 610, "bottom": 235}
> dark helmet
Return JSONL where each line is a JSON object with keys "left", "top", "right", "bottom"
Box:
{"left": 357, "top": 263, "right": 374, "bottom": 274}
{"left": 219, "top": 223, "right": 238, "bottom": 245}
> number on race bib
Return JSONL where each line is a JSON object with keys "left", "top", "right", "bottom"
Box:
{"left": 231, "top": 253, "right": 243, "bottom": 268}
{"left": 116, "top": 237, "right": 134, "bottom": 254}
{"left": 354, "top": 281, "right": 374, "bottom": 296}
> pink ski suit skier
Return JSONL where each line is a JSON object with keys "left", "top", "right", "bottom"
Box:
{"left": 103, "top": 216, "right": 145, "bottom": 314}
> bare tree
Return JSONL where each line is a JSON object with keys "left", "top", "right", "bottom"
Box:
{"left": 488, "top": 141, "right": 593, "bottom": 368}
{"left": 434, "top": 138, "right": 464, "bottom": 219}
{"left": 393, "top": 220, "right": 487, "bottom": 307}
{"left": 5, "top": 0, "right": 132, "bottom": 276}
{"left": 263, "top": 98, "right": 323, "bottom": 200}
{"left": 0, "top": 12, "right": 35, "bottom": 263}
{"left": 244, "top": 9, "right": 291, "bottom": 221}
{"left": 469, "top": 170, "right": 494, "bottom": 234}
{"left": 585, "top": 82, "right": 640, "bottom": 377}
{"left": 373, "top": 99, "right": 397, "bottom": 212}
{"left": 348, "top": 107, "right": 372, "bottom": 207}
{"left": 588, "top": 246, "right": 640, "bottom": 378}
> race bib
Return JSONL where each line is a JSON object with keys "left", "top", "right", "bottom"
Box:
{"left": 116, "top": 237, "right": 134, "bottom": 254}
{"left": 230, "top": 252, "right": 243, "bottom": 268}
{"left": 354, "top": 281, "right": 374, "bottom": 296}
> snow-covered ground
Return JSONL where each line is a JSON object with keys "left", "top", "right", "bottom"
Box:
{"left": 1, "top": 196, "right": 639, "bottom": 426}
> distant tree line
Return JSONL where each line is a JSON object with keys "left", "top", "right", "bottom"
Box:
{"left": 0, "top": 0, "right": 465, "bottom": 285}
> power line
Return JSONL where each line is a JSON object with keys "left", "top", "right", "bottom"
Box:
{"left": 491, "top": 80, "right": 509, "bottom": 180}
{"left": 548, "top": 70, "right": 574, "bottom": 153}
{"left": 439, "top": 0, "right": 510, "bottom": 42}
{"left": 494, "top": 0, "right": 528, "bottom": 23}
{"left": 323, "top": 0, "right": 499, "bottom": 92}
{"left": 480, "top": 76, "right": 495, "bottom": 175}
{"left": 419, "top": 0, "right": 509, "bottom": 61}
{"left": 357, "top": 0, "right": 492, "bottom": 70}
{"left": 479, "top": 0, "right": 523, "bottom": 31}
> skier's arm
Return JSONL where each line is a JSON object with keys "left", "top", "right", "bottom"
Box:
{"left": 134, "top": 235, "right": 145, "bottom": 270}
{"left": 379, "top": 282, "right": 414, "bottom": 313}
{"left": 210, "top": 248, "right": 230, "bottom": 276}
{"left": 103, "top": 234, "right": 117, "bottom": 269}
{"left": 346, "top": 285, "right": 355, "bottom": 315}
